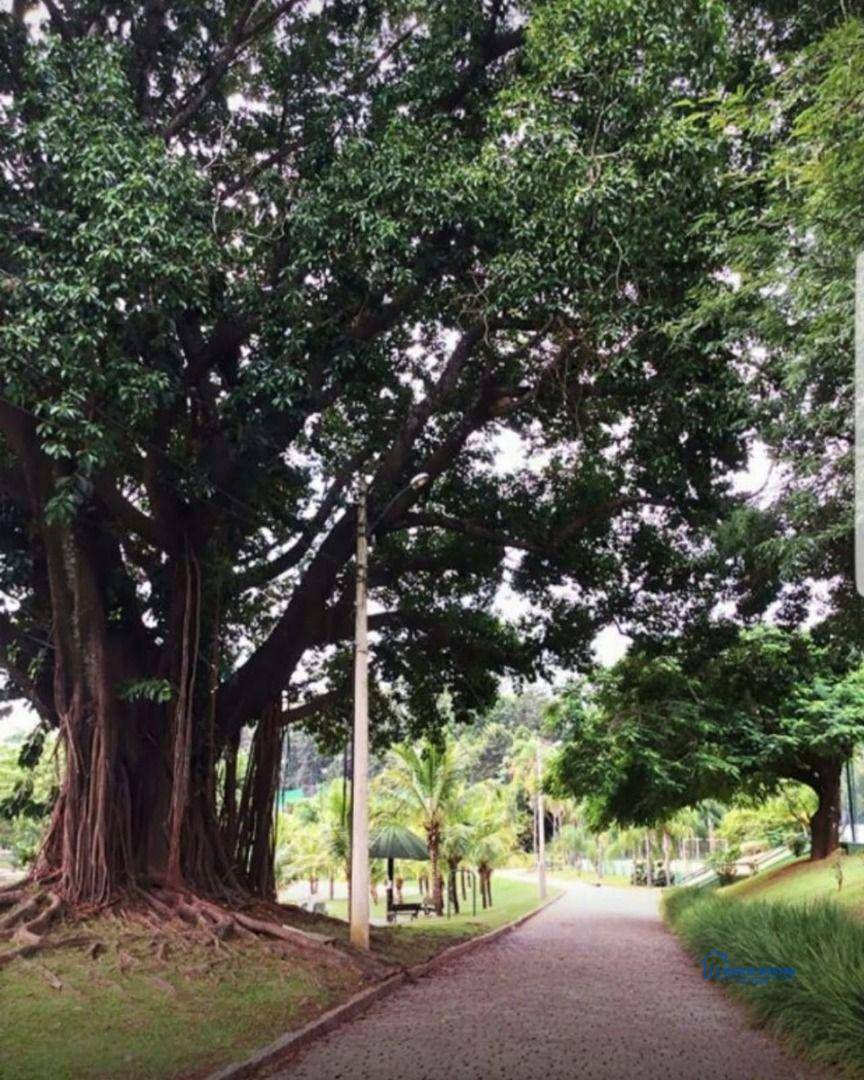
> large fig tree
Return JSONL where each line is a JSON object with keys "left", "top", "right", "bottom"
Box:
{"left": 0, "top": 0, "right": 747, "bottom": 905}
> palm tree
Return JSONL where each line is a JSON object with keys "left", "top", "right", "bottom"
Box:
{"left": 464, "top": 782, "right": 517, "bottom": 908}
{"left": 377, "top": 739, "right": 461, "bottom": 915}
{"left": 276, "top": 814, "right": 331, "bottom": 896}
{"left": 317, "top": 779, "right": 351, "bottom": 894}
{"left": 276, "top": 780, "right": 349, "bottom": 899}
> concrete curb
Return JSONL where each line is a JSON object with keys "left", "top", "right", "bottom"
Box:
{"left": 206, "top": 889, "right": 563, "bottom": 1080}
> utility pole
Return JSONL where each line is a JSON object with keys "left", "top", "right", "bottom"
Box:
{"left": 846, "top": 758, "right": 859, "bottom": 844}
{"left": 347, "top": 471, "right": 429, "bottom": 950}
{"left": 535, "top": 745, "right": 547, "bottom": 901}
{"left": 349, "top": 480, "right": 370, "bottom": 950}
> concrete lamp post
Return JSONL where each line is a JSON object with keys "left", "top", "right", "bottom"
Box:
{"left": 349, "top": 472, "right": 430, "bottom": 950}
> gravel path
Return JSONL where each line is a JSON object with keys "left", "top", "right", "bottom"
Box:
{"left": 272, "top": 881, "right": 824, "bottom": 1080}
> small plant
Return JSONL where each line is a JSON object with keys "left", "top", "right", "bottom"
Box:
{"left": 833, "top": 854, "right": 844, "bottom": 892}
{"left": 707, "top": 846, "right": 741, "bottom": 886}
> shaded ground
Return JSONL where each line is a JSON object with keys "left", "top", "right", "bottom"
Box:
{"left": 269, "top": 882, "right": 826, "bottom": 1080}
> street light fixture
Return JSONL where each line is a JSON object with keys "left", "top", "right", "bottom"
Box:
{"left": 349, "top": 472, "right": 430, "bottom": 950}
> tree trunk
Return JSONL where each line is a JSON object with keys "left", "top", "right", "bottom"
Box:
{"left": 30, "top": 514, "right": 249, "bottom": 905}
{"left": 809, "top": 759, "right": 843, "bottom": 860}
{"left": 427, "top": 822, "right": 443, "bottom": 915}
{"left": 233, "top": 702, "right": 282, "bottom": 899}
{"left": 447, "top": 858, "right": 460, "bottom": 914}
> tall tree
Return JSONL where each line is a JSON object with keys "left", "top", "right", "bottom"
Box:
{"left": 547, "top": 626, "right": 864, "bottom": 859}
{"left": 0, "top": 0, "right": 751, "bottom": 906}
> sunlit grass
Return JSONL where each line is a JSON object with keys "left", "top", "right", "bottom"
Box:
{"left": 722, "top": 853, "right": 864, "bottom": 915}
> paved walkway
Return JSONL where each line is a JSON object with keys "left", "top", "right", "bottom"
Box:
{"left": 272, "top": 881, "right": 823, "bottom": 1080}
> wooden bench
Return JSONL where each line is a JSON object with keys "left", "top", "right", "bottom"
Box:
{"left": 387, "top": 902, "right": 422, "bottom": 923}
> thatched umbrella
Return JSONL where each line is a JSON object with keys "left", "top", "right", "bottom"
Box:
{"left": 369, "top": 825, "right": 428, "bottom": 915}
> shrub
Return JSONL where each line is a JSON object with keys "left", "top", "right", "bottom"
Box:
{"left": 663, "top": 887, "right": 864, "bottom": 1072}
{"left": 707, "top": 846, "right": 741, "bottom": 885}
{"left": 785, "top": 833, "right": 808, "bottom": 857}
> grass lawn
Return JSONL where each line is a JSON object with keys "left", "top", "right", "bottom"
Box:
{"left": 0, "top": 912, "right": 363, "bottom": 1080}
{"left": 325, "top": 875, "right": 558, "bottom": 967}
{"left": 722, "top": 852, "right": 864, "bottom": 914}
{"left": 1, "top": 878, "right": 554, "bottom": 1078}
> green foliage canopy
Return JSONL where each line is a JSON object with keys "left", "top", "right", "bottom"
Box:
{"left": 0, "top": 0, "right": 753, "bottom": 748}
{"left": 546, "top": 626, "right": 864, "bottom": 829}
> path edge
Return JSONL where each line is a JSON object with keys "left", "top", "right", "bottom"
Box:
{"left": 206, "top": 889, "right": 563, "bottom": 1080}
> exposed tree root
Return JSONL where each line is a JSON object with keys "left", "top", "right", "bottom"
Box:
{"left": 0, "top": 876, "right": 31, "bottom": 895}
{"left": 30, "top": 960, "right": 63, "bottom": 990}
{"left": 143, "top": 889, "right": 337, "bottom": 955}
{"left": 87, "top": 940, "right": 106, "bottom": 960}
{"left": 0, "top": 889, "right": 64, "bottom": 941}
{"left": 26, "top": 892, "right": 63, "bottom": 935}
{"left": 0, "top": 884, "right": 355, "bottom": 983}
{"left": 0, "top": 934, "right": 92, "bottom": 969}
{"left": 0, "top": 895, "right": 43, "bottom": 933}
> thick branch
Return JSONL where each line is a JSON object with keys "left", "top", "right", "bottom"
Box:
{"left": 162, "top": 1, "right": 303, "bottom": 140}
{"left": 388, "top": 511, "right": 543, "bottom": 554}
{"left": 234, "top": 450, "right": 367, "bottom": 591}
{"left": 93, "top": 476, "right": 173, "bottom": 553}
{"left": 282, "top": 690, "right": 342, "bottom": 726}
{"left": 428, "top": 27, "right": 525, "bottom": 115}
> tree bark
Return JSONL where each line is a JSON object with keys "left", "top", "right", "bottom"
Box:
{"left": 234, "top": 702, "right": 282, "bottom": 899}
{"left": 447, "top": 858, "right": 460, "bottom": 914}
{"left": 809, "top": 758, "right": 843, "bottom": 860}
{"left": 427, "top": 822, "right": 443, "bottom": 915}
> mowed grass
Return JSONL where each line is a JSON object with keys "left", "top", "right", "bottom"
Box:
{"left": 723, "top": 852, "right": 864, "bottom": 914}
{"left": 325, "top": 876, "right": 557, "bottom": 966}
{"left": 0, "top": 912, "right": 363, "bottom": 1080}
{"left": 663, "top": 861, "right": 864, "bottom": 1076}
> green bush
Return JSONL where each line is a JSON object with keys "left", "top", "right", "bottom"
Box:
{"left": 663, "top": 887, "right": 864, "bottom": 1073}
{"left": 785, "top": 833, "right": 808, "bottom": 857}
{"left": 706, "top": 846, "right": 741, "bottom": 885}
